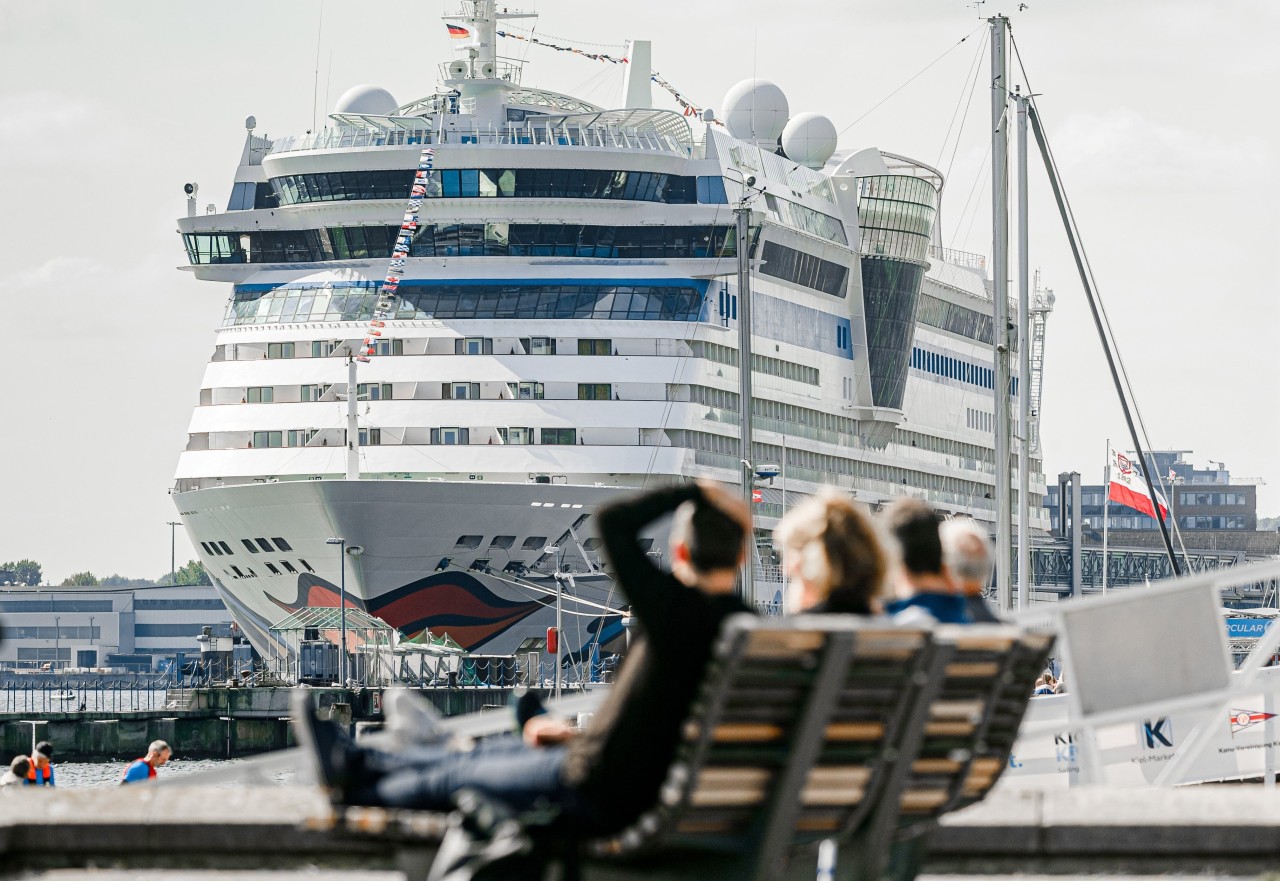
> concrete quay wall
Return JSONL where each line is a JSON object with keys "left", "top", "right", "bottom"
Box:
{"left": 0, "top": 784, "right": 1277, "bottom": 877}
{"left": 0, "top": 685, "right": 516, "bottom": 761}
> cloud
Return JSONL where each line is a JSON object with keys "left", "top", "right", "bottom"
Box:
{"left": 0, "top": 91, "right": 123, "bottom": 167}
{"left": 1047, "top": 108, "right": 1272, "bottom": 190}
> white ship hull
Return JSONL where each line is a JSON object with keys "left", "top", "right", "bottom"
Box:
{"left": 178, "top": 479, "right": 659, "bottom": 657}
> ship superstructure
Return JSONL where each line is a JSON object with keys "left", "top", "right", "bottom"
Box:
{"left": 172, "top": 1, "right": 1051, "bottom": 662}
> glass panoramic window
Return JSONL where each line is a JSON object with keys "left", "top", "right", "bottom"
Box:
{"left": 269, "top": 168, "right": 713, "bottom": 206}
{"left": 540, "top": 428, "right": 577, "bottom": 445}
{"left": 192, "top": 224, "right": 736, "bottom": 266}
{"left": 227, "top": 284, "right": 704, "bottom": 327}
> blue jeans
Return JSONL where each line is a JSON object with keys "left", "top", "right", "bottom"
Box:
{"left": 366, "top": 734, "right": 577, "bottom": 816}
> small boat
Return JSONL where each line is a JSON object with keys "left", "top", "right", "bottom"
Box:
{"left": 52, "top": 690, "right": 77, "bottom": 701}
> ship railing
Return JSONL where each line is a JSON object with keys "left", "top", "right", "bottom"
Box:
{"left": 267, "top": 122, "right": 688, "bottom": 157}
{"left": 698, "top": 408, "right": 1004, "bottom": 478}
{"left": 928, "top": 244, "right": 988, "bottom": 271}
{"left": 691, "top": 449, "right": 999, "bottom": 514}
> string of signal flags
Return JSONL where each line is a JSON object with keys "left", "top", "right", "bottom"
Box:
{"left": 492, "top": 28, "right": 720, "bottom": 122}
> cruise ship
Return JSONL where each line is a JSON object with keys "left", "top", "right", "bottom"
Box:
{"left": 172, "top": 1, "right": 1052, "bottom": 662}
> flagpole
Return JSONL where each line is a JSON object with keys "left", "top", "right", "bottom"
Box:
{"left": 1102, "top": 439, "right": 1110, "bottom": 595}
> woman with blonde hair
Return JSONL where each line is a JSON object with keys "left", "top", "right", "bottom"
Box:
{"left": 775, "top": 489, "right": 889, "bottom": 615}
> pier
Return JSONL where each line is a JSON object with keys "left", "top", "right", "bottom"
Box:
{"left": 0, "top": 686, "right": 518, "bottom": 760}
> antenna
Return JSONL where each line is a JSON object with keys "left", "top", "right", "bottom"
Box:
{"left": 310, "top": 0, "right": 325, "bottom": 132}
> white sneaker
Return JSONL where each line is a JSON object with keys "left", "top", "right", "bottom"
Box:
{"left": 383, "top": 687, "right": 448, "bottom": 745}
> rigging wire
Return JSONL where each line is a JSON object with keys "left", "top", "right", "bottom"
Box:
{"left": 1009, "top": 29, "right": 1193, "bottom": 570}
{"left": 836, "top": 24, "right": 985, "bottom": 138}
{"left": 955, "top": 142, "right": 992, "bottom": 251}
{"left": 935, "top": 28, "right": 989, "bottom": 174}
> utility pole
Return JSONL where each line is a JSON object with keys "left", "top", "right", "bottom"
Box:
{"left": 166, "top": 521, "right": 180, "bottom": 584}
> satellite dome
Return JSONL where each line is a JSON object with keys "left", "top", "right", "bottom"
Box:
{"left": 780, "top": 112, "right": 838, "bottom": 169}
{"left": 722, "top": 79, "right": 789, "bottom": 146}
{"left": 333, "top": 84, "right": 398, "bottom": 116}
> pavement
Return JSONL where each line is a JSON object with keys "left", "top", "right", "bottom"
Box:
{"left": 1, "top": 783, "right": 1278, "bottom": 878}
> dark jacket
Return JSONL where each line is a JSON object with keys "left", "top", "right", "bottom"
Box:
{"left": 560, "top": 484, "right": 751, "bottom": 831}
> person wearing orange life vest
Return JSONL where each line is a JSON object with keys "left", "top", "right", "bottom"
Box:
{"left": 121, "top": 740, "right": 172, "bottom": 784}
{"left": 25, "top": 741, "right": 54, "bottom": 786}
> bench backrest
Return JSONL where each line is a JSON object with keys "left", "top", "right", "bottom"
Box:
{"left": 592, "top": 614, "right": 937, "bottom": 879}
{"left": 595, "top": 615, "right": 1053, "bottom": 881}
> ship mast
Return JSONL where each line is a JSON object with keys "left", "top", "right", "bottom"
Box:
{"left": 735, "top": 190, "right": 756, "bottom": 601}
{"left": 990, "top": 15, "right": 1013, "bottom": 611}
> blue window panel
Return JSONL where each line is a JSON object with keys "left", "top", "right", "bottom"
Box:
{"left": 440, "top": 170, "right": 461, "bottom": 198}
{"left": 696, "top": 176, "right": 728, "bottom": 204}
{"left": 460, "top": 169, "right": 480, "bottom": 196}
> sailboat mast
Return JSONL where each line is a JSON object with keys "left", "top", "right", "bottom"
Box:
{"left": 990, "top": 15, "right": 1013, "bottom": 611}
{"left": 1016, "top": 89, "right": 1031, "bottom": 609}
{"left": 735, "top": 197, "right": 756, "bottom": 601}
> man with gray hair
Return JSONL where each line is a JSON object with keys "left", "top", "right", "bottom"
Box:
{"left": 121, "top": 740, "right": 171, "bottom": 784}
{"left": 940, "top": 517, "right": 1000, "bottom": 623}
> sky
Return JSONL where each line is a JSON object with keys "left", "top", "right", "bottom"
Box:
{"left": 1, "top": 0, "right": 1276, "bottom": 584}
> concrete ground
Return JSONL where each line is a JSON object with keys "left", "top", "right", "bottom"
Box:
{"left": 1, "top": 783, "right": 1278, "bottom": 878}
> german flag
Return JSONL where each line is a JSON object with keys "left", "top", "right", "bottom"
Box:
{"left": 446, "top": 24, "right": 470, "bottom": 39}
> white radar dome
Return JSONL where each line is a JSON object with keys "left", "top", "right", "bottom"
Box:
{"left": 781, "top": 112, "right": 838, "bottom": 169}
{"left": 333, "top": 84, "right": 399, "bottom": 116}
{"left": 722, "top": 79, "right": 789, "bottom": 146}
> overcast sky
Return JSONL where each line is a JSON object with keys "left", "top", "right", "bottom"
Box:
{"left": 1, "top": 0, "right": 1276, "bottom": 584}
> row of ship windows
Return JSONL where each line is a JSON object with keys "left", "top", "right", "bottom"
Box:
{"left": 677, "top": 430, "right": 992, "bottom": 499}
{"left": 916, "top": 293, "right": 1007, "bottom": 348}
{"left": 242, "top": 337, "right": 614, "bottom": 360}
{"left": 912, "top": 347, "right": 1019, "bottom": 395}
{"left": 758, "top": 241, "right": 849, "bottom": 298}
{"left": 225, "top": 284, "right": 706, "bottom": 326}
{"left": 184, "top": 224, "right": 738, "bottom": 265}
{"left": 692, "top": 341, "right": 821, "bottom": 386}
{"left": 266, "top": 169, "right": 730, "bottom": 206}
{"left": 243, "top": 427, "right": 580, "bottom": 448}
{"left": 242, "top": 382, "right": 632, "bottom": 405}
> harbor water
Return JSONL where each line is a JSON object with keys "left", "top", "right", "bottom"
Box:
{"left": 17, "top": 757, "right": 295, "bottom": 788}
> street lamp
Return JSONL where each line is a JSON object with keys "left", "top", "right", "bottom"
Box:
{"left": 325, "top": 537, "right": 364, "bottom": 687}
{"left": 166, "top": 521, "right": 181, "bottom": 584}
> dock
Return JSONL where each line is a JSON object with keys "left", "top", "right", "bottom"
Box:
{"left": 0, "top": 686, "right": 517, "bottom": 760}
{"left": 0, "top": 784, "right": 1277, "bottom": 878}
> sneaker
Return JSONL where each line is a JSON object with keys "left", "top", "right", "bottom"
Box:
{"left": 290, "top": 688, "right": 353, "bottom": 798}
{"left": 383, "top": 687, "right": 449, "bottom": 745}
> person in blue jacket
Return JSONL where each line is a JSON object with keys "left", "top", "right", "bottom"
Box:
{"left": 121, "top": 740, "right": 171, "bottom": 784}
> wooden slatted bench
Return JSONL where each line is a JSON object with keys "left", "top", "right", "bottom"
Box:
{"left": 312, "top": 615, "right": 1051, "bottom": 881}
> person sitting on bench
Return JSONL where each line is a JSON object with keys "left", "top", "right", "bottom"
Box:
{"left": 775, "top": 489, "right": 889, "bottom": 615}
{"left": 880, "top": 499, "right": 972, "bottom": 624}
{"left": 295, "top": 480, "right": 753, "bottom": 837}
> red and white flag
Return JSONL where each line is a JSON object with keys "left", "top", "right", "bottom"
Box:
{"left": 1108, "top": 446, "right": 1168, "bottom": 520}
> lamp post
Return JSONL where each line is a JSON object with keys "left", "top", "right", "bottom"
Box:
{"left": 325, "top": 537, "right": 364, "bottom": 687}
{"left": 166, "top": 521, "right": 181, "bottom": 584}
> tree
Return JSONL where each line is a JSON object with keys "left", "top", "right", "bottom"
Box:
{"left": 61, "top": 571, "right": 99, "bottom": 586}
{"left": 171, "top": 560, "right": 212, "bottom": 586}
{"left": 101, "top": 574, "right": 154, "bottom": 586}
{"left": 0, "top": 559, "right": 43, "bottom": 586}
